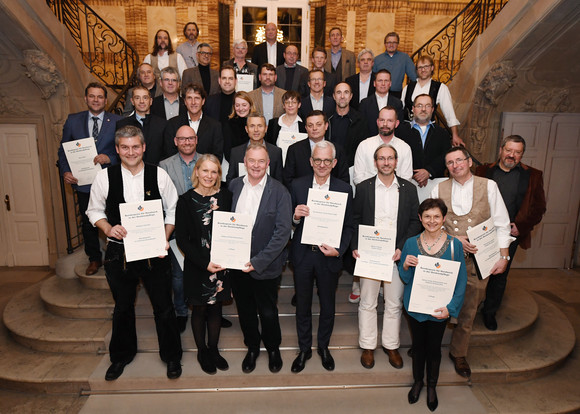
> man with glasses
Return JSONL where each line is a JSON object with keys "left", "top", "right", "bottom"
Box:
{"left": 283, "top": 110, "right": 350, "bottom": 189}
{"left": 298, "top": 69, "right": 335, "bottom": 119}
{"left": 299, "top": 47, "right": 337, "bottom": 98}
{"left": 181, "top": 43, "right": 219, "bottom": 96}
{"left": 396, "top": 94, "right": 451, "bottom": 188}
{"left": 401, "top": 55, "right": 464, "bottom": 146}
{"left": 373, "top": 32, "right": 416, "bottom": 99}
{"left": 150, "top": 67, "right": 186, "bottom": 121}
{"left": 431, "top": 146, "right": 514, "bottom": 379}
{"left": 289, "top": 140, "right": 354, "bottom": 373}
{"left": 276, "top": 45, "right": 308, "bottom": 93}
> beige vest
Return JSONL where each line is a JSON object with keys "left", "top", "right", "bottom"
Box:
{"left": 439, "top": 176, "right": 490, "bottom": 237}
{"left": 150, "top": 53, "right": 178, "bottom": 79}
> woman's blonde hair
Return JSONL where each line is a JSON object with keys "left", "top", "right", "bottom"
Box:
{"left": 228, "top": 91, "right": 255, "bottom": 119}
{"left": 191, "top": 154, "right": 222, "bottom": 191}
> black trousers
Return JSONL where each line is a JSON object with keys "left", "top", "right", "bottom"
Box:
{"left": 483, "top": 239, "right": 519, "bottom": 316}
{"left": 294, "top": 249, "right": 339, "bottom": 351}
{"left": 408, "top": 316, "right": 447, "bottom": 385}
{"left": 77, "top": 191, "right": 102, "bottom": 262}
{"left": 104, "top": 242, "right": 183, "bottom": 364}
{"left": 231, "top": 270, "right": 281, "bottom": 352}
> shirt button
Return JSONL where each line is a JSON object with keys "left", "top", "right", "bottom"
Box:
{"left": 468, "top": 219, "right": 472, "bottom": 223}
{"left": 454, "top": 228, "right": 459, "bottom": 232}
{"left": 453, "top": 220, "right": 458, "bottom": 224}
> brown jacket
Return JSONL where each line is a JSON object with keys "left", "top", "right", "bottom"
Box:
{"left": 475, "top": 162, "right": 546, "bottom": 249}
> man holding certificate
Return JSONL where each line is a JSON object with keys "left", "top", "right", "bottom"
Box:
{"left": 289, "top": 141, "right": 354, "bottom": 373}
{"left": 351, "top": 144, "right": 421, "bottom": 370}
{"left": 431, "top": 146, "right": 514, "bottom": 378}
{"left": 229, "top": 143, "right": 292, "bottom": 374}
{"left": 86, "top": 126, "right": 183, "bottom": 381}
{"left": 57, "top": 82, "right": 122, "bottom": 276}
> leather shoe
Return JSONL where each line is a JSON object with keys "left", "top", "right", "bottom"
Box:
{"left": 242, "top": 349, "right": 260, "bottom": 373}
{"left": 291, "top": 349, "right": 312, "bottom": 373}
{"left": 177, "top": 316, "right": 188, "bottom": 333}
{"left": 268, "top": 349, "right": 283, "bottom": 373}
{"left": 198, "top": 348, "right": 216, "bottom": 375}
{"left": 317, "top": 348, "right": 335, "bottom": 371}
{"left": 221, "top": 317, "right": 233, "bottom": 328}
{"left": 167, "top": 361, "right": 182, "bottom": 379}
{"left": 383, "top": 347, "right": 404, "bottom": 369}
{"left": 86, "top": 260, "right": 102, "bottom": 276}
{"left": 483, "top": 313, "right": 498, "bottom": 331}
{"left": 408, "top": 381, "right": 424, "bottom": 404}
{"left": 427, "top": 385, "right": 438, "bottom": 411}
{"left": 210, "top": 347, "right": 229, "bottom": 371}
{"left": 105, "top": 359, "right": 132, "bottom": 381}
{"left": 360, "top": 349, "right": 375, "bottom": 369}
{"left": 449, "top": 353, "right": 471, "bottom": 378}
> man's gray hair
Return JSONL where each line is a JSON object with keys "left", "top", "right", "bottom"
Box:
{"left": 357, "top": 48, "right": 375, "bottom": 62}
{"left": 197, "top": 42, "right": 212, "bottom": 52}
{"left": 233, "top": 39, "right": 248, "bottom": 49}
{"left": 312, "top": 140, "right": 336, "bottom": 159}
{"left": 160, "top": 66, "right": 180, "bottom": 82}
{"left": 115, "top": 125, "right": 145, "bottom": 145}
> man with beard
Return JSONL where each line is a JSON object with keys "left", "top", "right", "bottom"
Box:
{"left": 177, "top": 22, "right": 201, "bottom": 68}
{"left": 123, "top": 63, "right": 163, "bottom": 116}
{"left": 397, "top": 94, "right": 451, "bottom": 188}
{"left": 475, "top": 135, "right": 546, "bottom": 331}
{"left": 248, "top": 63, "right": 286, "bottom": 125}
{"left": 327, "top": 82, "right": 368, "bottom": 167}
{"left": 181, "top": 43, "right": 220, "bottom": 97}
{"left": 143, "top": 29, "right": 187, "bottom": 79}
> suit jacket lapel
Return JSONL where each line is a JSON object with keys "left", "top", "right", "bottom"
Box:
{"left": 254, "top": 176, "right": 272, "bottom": 227}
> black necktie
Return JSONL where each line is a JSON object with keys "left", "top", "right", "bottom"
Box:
{"left": 92, "top": 116, "right": 100, "bottom": 138}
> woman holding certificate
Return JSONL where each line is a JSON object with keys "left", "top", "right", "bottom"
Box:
{"left": 399, "top": 198, "right": 467, "bottom": 411}
{"left": 175, "top": 154, "right": 232, "bottom": 375}
{"left": 223, "top": 91, "right": 255, "bottom": 161}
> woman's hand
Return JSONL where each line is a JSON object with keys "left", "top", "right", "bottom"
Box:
{"left": 432, "top": 306, "right": 449, "bottom": 320}
{"left": 207, "top": 262, "right": 225, "bottom": 273}
{"left": 403, "top": 255, "right": 418, "bottom": 271}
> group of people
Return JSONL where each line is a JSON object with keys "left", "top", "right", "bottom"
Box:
{"left": 57, "top": 22, "right": 546, "bottom": 412}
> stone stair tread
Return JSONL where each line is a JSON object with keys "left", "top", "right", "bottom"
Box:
{"left": 75, "top": 264, "right": 108, "bottom": 290}
{"left": 87, "top": 348, "right": 468, "bottom": 393}
{"left": 3, "top": 284, "right": 109, "bottom": 353}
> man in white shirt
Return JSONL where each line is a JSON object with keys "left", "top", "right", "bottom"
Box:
{"left": 251, "top": 23, "right": 285, "bottom": 68}
{"left": 176, "top": 22, "right": 200, "bottom": 68}
{"left": 86, "top": 125, "right": 182, "bottom": 381}
{"left": 431, "top": 146, "right": 514, "bottom": 378}
{"left": 345, "top": 49, "right": 376, "bottom": 110}
{"left": 358, "top": 69, "right": 404, "bottom": 136}
{"left": 143, "top": 29, "right": 187, "bottom": 79}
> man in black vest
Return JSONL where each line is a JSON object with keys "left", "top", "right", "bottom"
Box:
{"left": 86, "top": 125, "right": 183, "bottom": 381}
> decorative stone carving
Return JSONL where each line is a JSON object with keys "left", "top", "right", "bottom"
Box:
{"left": 523, "top": 88, "right": 573, "bottom": 113}
{"left": 0, "top": 92, "right": 30, "bottom": 116}
{"left": 23, "top": 50, "right": 64, "bottom": 100}
{"left": 467, "top": 61, "right": 517, "bottom": 161}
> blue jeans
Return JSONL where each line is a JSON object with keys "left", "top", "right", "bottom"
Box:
{"left": 169, "top": 243, "right": 188, "bottom": 317}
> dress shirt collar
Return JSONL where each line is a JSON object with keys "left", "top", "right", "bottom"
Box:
{"left": 243, "top": 172, "right": 268, "bottom": 188}
{"left": 376, "top": 174, "right": 399, "bottom": 191}
{"left": 312, "top": 175, "right": 331, "bottom": 190}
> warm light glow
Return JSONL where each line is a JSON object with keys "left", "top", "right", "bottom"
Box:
{"left": 254, "top": 27, "right": 284, "bottom": 44}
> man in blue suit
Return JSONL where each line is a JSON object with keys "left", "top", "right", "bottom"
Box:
{"left": 229, "top": 143, "right": 292, "bottom": 374}
{"left": 57, "top": 82, "right": 121, "bottom": 275}
{"left": 289, "top": 141, "right": 354, "bottom": 373}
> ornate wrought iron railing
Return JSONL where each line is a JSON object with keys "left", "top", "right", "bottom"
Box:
{"left": 411, "top": 0, "right": 509, "bottom": 84}
{"left": 46, "top": 0, "right": 139, "bottom": 113}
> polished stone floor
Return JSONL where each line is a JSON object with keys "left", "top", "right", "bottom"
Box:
{"left": 0, "top": 266, "right": 578, "bottom": 413}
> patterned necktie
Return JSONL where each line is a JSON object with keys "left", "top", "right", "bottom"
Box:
{"left": 92, "top": 116, "right": 100, "bottom": 139}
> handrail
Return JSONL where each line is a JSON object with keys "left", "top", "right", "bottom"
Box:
{"left": 46, "top": 0, "right": 139, "bottom": 114}
{"left": 411, "top": 0, "right": 509, "bottom": 84}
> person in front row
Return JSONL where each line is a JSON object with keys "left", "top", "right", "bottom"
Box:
{"left": 352, "top": 144, "right": 421, "bottom": 370}
{"left": 290, "top": 141, "right": 354, "bottom": 373}
{"left": 86, "top": 125, "right": 182, "bottom": 381}
{"left": 399, "top": 198, "right": 467, "bottom": 411}
{"left": 175, "top": 154, "right": 232, "bottom": 375}
{"left": 228, "top": 143, "right": 292, "bottom": 374}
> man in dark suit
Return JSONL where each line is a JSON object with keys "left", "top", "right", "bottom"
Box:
{"left": 298, "top": 69, "right": 335, "bottom": 120}
{"left": 226, "top": 113, "right": 283, "bottom": 183}
{"left": 163, "top": 83, "right": 224, "bottom": 161}
{"left": 150, "top": 67, "right": 186, "bottom": 121}
{"left": 181, "top": 43, "right": 220, "bottom": 96}
{"left": 290, "top": 141, "right": 354, "bottom": 373}
{"left": 345, "top": 49, "right": 376, "bottom": 110}
{"left": 324, "top": 27, "right": 356, "bottom": 82}
{"left": 396, "top": 94, "right": 451, "bottom": 188}
{"left": 298, "top": 47, "right": 337, "bottom": 98}
{"left": 475, "top": 135, "right": 546, "bottom": 330}
{"left": 116, "top": 85, "right": 167, "bottom": 165}
{"left": 123, "top": 63, "right": 163, "bottom": 116}
{"left": 276, "top": 45, "right": 308, "bottom": 92}
{"left": 57, "top": 82, "right": 122, "bottom": 276}
{"left": 359, "top": 69, "right": 404, "bottom": 136}
{"left": 204, "top": 65, "right": 237, "bottom": 124}
{"left": 251, "top": 23, "right": 285, "bottom": 68}
{"left": 351, "top": 143, "right": 421, "bottom": 369}
{"left": 283, "top": 110, "right": 350, "bottom": 189}
{"left": 229, "top": 143, "right": 292, "bottom": 374}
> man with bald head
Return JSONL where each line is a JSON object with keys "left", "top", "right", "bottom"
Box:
{"left": 252, "top": 23, "right": 285, "bottom": 68}
{"left": 276, "top": 44, "right": 308, "bottom": 92}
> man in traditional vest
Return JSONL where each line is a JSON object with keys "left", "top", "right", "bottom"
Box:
{"left": 143, "top": 29, "right": 187, "bottom": 79}
{"left": 430, "top": 146, "right": 514, "bottom": 378}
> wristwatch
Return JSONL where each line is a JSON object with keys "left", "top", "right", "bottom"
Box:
{"left": 499, "top": 255, "right": 511, "bottom": 260}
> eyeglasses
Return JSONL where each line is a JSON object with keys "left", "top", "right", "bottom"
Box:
{"left": 176, "top": 136, "right": 196, "bottom": 142}
{"left": 312, "top": 158, "right": 334, "bottom": 166}
{"left": 445, "top": 157, "right": 469, "bottom": 167}
{"left": 417, "top": 65, "right": 432, "bottom": 71}
{"left": 414, "top": 104, "right": 433, "bottom": 109}
{"left": 162, "top": 78, "right": 178, "bottom": 83}
{"left": 377, "top": 156, "right": 396, "bottom": 162}
{"left": 198, "top": 51, "right": 212, "bottom": 56}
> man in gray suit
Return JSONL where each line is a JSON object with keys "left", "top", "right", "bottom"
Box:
{"left": 228, "top": 143, "right": 292, "bottom": 374}
{"left": 276, "top": 45, "right": 308, "bottom": 93}
{"left": 159, "top": 125, "right": 200, "bottom": 332}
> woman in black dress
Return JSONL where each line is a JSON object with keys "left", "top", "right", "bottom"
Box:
{"left": 175, "top": 154, "right": 232, "bottom": 374}
{"left": 223, "top": 91, "right": 255, "bottom": 161}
